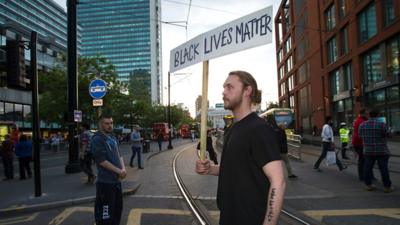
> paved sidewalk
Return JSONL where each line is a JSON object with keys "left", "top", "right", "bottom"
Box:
{"left": 0, "top": 143, "right": 161, "bottom": 216}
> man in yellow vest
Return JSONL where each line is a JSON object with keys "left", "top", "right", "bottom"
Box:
{"left": 339, "top": 122, "right": 350, "bottom": 159}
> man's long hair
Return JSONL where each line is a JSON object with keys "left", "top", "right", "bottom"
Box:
{"left": 229, "top": 71, "right": 262, "bottom": 104}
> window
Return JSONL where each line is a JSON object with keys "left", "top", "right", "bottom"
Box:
{"left": 330, "top": 63, "right": 352, "bottom": 95}
{"left": 339, "top": 0, "right": 346, "bottom": 19}
{"left": 278, "top": 14, "right": 283, "bottom": 44}
{"left": 362, "top": 47, "right": 382, "bottom": 85}
{"left": 358, "top": 4, "right": 377, "bottom": 43}
{"left": 340, "top": 26, "right": 349, "bottom": 55}
{"left": 331, "top": 69, "right": 340, "bottom": 95}
{"left": 280, "top": 82, "right": 286, "bottom": 97}
{"left": 299, "top": 84, "right": 311, "bottom": 119}
{"left": 23, "top": 105, "right": 31, "bottom": 128}
{"left": 4, "top": 103, "right": 13, "bottom": 121}
{"left": 287, "top": 55, "right": 293, "bottom": 72}
{"left": 277, "top": 49, "right": 283, "bottom": 63}
{"left": 343, "top": 63, "right": 353, "bottom": 91}
{"left": 328, "top": 37, "right": 338, "bottom": 64}
{"left": 384, "top": 0, "right": 396, "bottom": 26}
{"left": 0, "top": 35, "right": 6, "bottom": 46}
{"left": 386, "top": 35, "right": 400, "bottom": 78}
{"left": 289, "top": 95, "right": 295, "bottom": 108}
{"left": 285, "top": 36, "right": 292, "bottom": 53}
{"left": 288, "top": 75, "right": 294, "bottom": 91}
{"left": 279, "top": 66, "right": 285, "bottom": 80}
{"left": 326, "top": 4, "right": 336, "bottom": 31}
{"left": 284, "top": 0, "right": 291, "bottom": 34}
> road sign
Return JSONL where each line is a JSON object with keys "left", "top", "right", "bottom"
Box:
{"left": 73, "top": 110, "right": 82, "bottom": 122}
{"left": 89, "top": 79, "right": 107, "bottom": 99}
{"left": 169, "top": 6, "right": 273, "bottom": 72}
{"left": 93, "top": 99, "right": 103, "bottom": 106}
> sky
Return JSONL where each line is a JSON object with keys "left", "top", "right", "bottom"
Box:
{"left": 53, "top": 0, "right": 282, "bottom": 117}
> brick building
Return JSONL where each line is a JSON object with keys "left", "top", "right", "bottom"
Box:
{"left": 275, "top": 0, "right": 399, "bottom": 135}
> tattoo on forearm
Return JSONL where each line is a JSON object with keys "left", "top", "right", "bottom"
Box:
{"left": 267, "top": 188, "right": 277, "bottom": 222}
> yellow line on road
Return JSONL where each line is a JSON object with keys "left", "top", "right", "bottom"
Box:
{"left": 127, "top": 208, "right": 220, "bottom": 225}
{"left": 0, "top": 213, "right": 38, "bottom": 225}
{"left": 302, "top": 208, "right": 400, "bottom": 221}
{"left": 48, "top": 206, "right": 93, "bottom": 225}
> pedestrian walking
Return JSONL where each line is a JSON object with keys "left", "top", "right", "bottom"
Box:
{"left": 313, "top": 116, "right": 346, "bottom": 171}
{"left": 196, "top": 130, "right": 218, "bottom": 165}
{"left": 91, "top": 115, "right": 126, "bottom": 225}
{"left": 79, "top": 123, "right": 95, "bottom": 184}
{"left": 196, "top": 71, "right": 286, "bottom": 225}
{"left": 157, "top": 129, "right": 163, "bottom": 151}
{"left": 51, "top": 135, "right": 59, "bottom": 152}
{"left": 15, "top": 134, "right": 32, "bottom": 180}
{"left": 1, "top": 134, "right": 14, "bottom": 180}
{"left": 339, "top": 122, "right": 350, "bottom": 159}
{"left": 359, "top": 109, "right": 393, "bottom": 193}
{"left": 266, "top": 115, "right": 297, "bottom": 179}
{"left": 352, "top": 109, "right": 368, "bottom": 181}
{"left": 129, "top": 125, "right": 143, "bottom": 169}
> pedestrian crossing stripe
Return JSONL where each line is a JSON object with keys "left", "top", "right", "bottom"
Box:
{"left": 302, "top": 208, "right": 400, "bottom": 221}
{"left": 48, "top": 207, "right": 93, "bottom": 225}
{"left": 127, "top": 208, "right": 220, "bottom": 225}
{"left": 45, "top": 206, "right": 220, "bottom": 225}
{"left": 0, "top": 213, "right": 38, "bottom": 225}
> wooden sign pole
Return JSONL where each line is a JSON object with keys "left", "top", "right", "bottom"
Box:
{"left": 199, "top": 60, "right": 209, "bottom": 160}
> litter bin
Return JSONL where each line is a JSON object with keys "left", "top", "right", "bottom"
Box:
{"left": 143, "top": 139, "right": 151, "bottom": 153}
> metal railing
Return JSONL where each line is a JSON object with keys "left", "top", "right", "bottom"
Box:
{"left": 286, "top": 133, "right": 303, "bottom": 160}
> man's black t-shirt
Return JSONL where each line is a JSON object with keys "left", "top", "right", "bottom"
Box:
{"left": 217, "top": 112, "right": 281, "bottom": 225}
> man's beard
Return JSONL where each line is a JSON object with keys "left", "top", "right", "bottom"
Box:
{"left": 224, "top": 94, "right": 243, "bottom": 111}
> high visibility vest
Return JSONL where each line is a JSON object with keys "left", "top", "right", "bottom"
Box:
{"left": 339, "top": 128, "right": 349, "bottom": 143}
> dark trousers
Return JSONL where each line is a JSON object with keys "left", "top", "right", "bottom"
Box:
{"left": 2, "top": 157, "right": 14, "bottom": 179}
{"left": 157, "top": 140, "right": 162, "bottom": 151}
{"left": 80, "top": 154, "right": 95, "bottom": 179}
{"left": 18, "top": 157, "right": 31, "bottom": 179}
{"left": 207, "top": 148, "right": 218, "bottom": 165}
{"left": 314, "top": 142, "right": 344, "bottom": 170}
{"left": 95, "top": 182, "right": 123, "bottom": 225}
{"left": 364, "top": 155, "right": 391, "bottom": 188}
{"left": 354, "top": 146, "right": 365, "bottom": 180}
{"left": 130, "top": 146, "right": 142, "bottom": 167}
{"left": 341, "top": 142, "right": 348, "bottom": 158}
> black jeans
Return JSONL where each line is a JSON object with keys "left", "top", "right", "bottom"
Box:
{"left": 2, "top": 157, "right": 14, "bottom": 179}
{"left": 80, "top": 153, "right": 95, "bottom": 179}
{"left": 353, "top": 146, "right": 364, "bottom": 180}
{"left": 95, "top": 182, "right": 123, "bottom": 225}
{"left": 130, "top": 146, "right": 142, "bottom": 168}
{"left": 314, "top": 142, "right": 344, "bottom": 170}
{"left": 18, "top": 157, "right": 31, "bottom": 179}
{"left": 364, "top": 155, "right": 391, "bottom": 188}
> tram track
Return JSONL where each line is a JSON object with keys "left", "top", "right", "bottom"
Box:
{"left": 172, "top": 146, "right": 316, "bottom": 225}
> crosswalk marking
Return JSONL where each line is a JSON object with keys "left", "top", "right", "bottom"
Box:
{"left": 0, "top": 213, "right": 38, "bottom": 225}
{"left": 302, "top": 208, "right": 400, "bottom": 221}
{"left": 126, "top": 208, "right": 220, "bottom": 225}
{"left": 48, "top": 206, "right": 93, "bottom": 225}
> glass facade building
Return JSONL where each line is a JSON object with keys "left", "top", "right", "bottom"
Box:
{"left": 78, "top": 0, "right": 162, "bottom": 103}
{"left": 0, "top": 0, "right": 74, "bottom": 130}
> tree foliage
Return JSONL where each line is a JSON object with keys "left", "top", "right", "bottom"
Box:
{"left": 39, "top": 55, "right": 193, "bottom": 129}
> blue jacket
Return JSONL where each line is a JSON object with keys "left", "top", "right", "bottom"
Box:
{"left": 15, "top": 141, "right": 33, "bottom": 158}
{"left": 91, "top": 131, "right": 122, "bottom": 184}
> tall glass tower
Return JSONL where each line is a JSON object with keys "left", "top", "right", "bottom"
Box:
{"left": 78, "top": 0, "right": 162, "bottom": 103}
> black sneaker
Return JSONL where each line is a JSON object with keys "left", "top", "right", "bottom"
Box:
{"left": 288, "top": 175, "right": 298, "bottom": 179}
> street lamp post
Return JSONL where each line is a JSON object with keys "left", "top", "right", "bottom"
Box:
{"left": 167, "top": 72, "right": 173, "bottom": 149}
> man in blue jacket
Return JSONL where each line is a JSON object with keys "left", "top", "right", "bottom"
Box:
{"left": 91, "top": 115, "right": 126, "bottom": 225}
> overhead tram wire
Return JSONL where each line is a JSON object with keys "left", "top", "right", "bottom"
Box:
{"left": 185, "top": 0, "right": 192, "bottom": 40}
{"left": 163, "top": 0, "right": 240, "bottom": 15}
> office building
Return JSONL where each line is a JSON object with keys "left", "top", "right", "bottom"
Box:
{"left": 78, "top": 0, "right": 162, "bottom": 103}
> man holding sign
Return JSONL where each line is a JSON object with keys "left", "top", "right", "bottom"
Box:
{"left": 196, "top": 71, "right": 286, "bottom": 225}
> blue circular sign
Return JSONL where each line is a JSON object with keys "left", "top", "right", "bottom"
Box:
{"left": 89, "top": 79, "right": 107, "bottom": 99}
